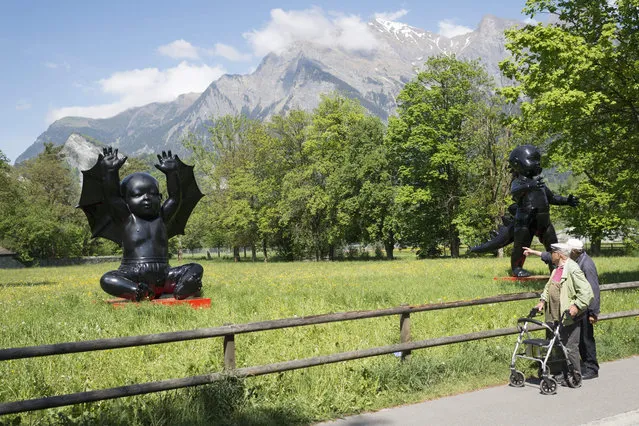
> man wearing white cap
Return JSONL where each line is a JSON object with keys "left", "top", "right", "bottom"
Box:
{"left": 534, "top": 242, "right": 593, "bottom": 384}
{"left": 525, "top": 238, "right": 601, "bottom": 379}
{"left": 565, "top": 238, "right": 601, "bottom": 379}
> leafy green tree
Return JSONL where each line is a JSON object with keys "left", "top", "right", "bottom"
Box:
{"left": 387, "top": 55, "right": 497, "bottom": 257}
{"left": 0, "top": 150, "right": 22, "bottom": 250}
{"left": 281, "top": 94, "right": 391, "bottom": 260}
{"left": 0, "top": 150, "right": 17, "bottom": 210}
{"left": 268, "top": 110, "right": 313, "bottom": 259}
{"left": 2, "top": 143, "right": 89, "bottom": 261}
{"left": 187, "top": 115, "right": 271, "bottom": 261}
{"left": 500, "top": 0, "right": 639, "bottom": 251}
{"left": 352, "top": 115, "right": 397, "bottom": 259}
{"left": 454, "top": 97, "right": 520, "bottom": 250}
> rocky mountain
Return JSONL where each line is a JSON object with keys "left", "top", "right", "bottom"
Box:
{"left": 59, "top": 133, "right": 103, "bottom": 183}
{"left": 18, "top": 15, "right": 521, "bottom": 163}
{"left": 18, "top": 93, "right": 200, "bottom": 163}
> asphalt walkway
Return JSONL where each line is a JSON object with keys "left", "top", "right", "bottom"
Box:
{"left": 317, "top": 356, "right": 639, "bottom": 426}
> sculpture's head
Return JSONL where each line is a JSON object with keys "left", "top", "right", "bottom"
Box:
{"left": 121, "top": 172, "right": 162, "bottom": 219}
{"left": 509, "top": 145, "right": 542, "bottom": 178}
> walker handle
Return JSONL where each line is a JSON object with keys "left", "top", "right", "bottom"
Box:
{"left": 517, "top": 317, "right": 545, "bottom": 327}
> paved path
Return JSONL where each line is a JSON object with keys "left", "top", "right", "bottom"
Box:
{"left": 317, "top": 356, "right": 639, "bottom": 426}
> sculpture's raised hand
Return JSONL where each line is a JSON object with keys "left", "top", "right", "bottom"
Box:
{"left": 535, "top": 176, "right": 545, "bottom": 189}
{"left": 99, "top": 147, "right": 127, "bottom": 171}
{"left": 567, "top": 194, "right": 579, "bottom": 207}
{"left": 155, "top": 150, "right": 180, "bottom": 174}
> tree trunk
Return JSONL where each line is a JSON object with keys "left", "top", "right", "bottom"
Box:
{"left": 262, "top": 239, "right": 268, "bottom": 262}
{"left": 450, "top": 234, "right": 460, "bottom": 258}
{"left": 233, "top": 246, "right": 240, "bottom": 262}
{"left": 384, "top": 231, "right": 395, "bottom": 260}
{"left": 251, "top": 244, "right": 257, "bottom": 262}
{"left": 328, "top": 245, "right": 334, "bottom": 261}
{"left": 590, "top": 238, "right": 602, "bottom": 256}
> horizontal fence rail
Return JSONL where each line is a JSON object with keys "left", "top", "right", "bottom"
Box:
{"left": 3, "top": 282, "right": 636, "bottom": 362}
{"left": 1, "top": 281, "right": 638, "bottom": 415}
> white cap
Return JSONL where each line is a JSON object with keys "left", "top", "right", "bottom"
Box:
{"left": 550, "top": 242, "right": 572, "bottom": 256}
{"left": 566, "top": 238, "right": 584, "bottom": 251}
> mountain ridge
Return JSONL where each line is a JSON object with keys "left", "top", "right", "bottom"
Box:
{"left": 17, "top": 15, "right": 521, "bottom": 163}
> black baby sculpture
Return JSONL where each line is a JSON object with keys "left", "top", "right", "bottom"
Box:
{"left": 79, "top": 147, "right": 204, "bottom": 301}
{"left": 471, "top": 145, "right": 578, "bottom": 277}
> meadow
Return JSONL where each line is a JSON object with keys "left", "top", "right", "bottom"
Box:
{"left": 1, "top": 253, "right": 639, "bottom": 425}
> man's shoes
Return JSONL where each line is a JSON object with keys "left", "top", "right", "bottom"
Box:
{"left": 582, "top": 370, "right": 599, "bottom": 380}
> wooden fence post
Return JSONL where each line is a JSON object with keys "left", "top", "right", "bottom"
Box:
{"left": 400, "top": 310, "right": 411, "bottom": 361}
{"left": 224, "top": 334, "right": 236, "bottom": 370}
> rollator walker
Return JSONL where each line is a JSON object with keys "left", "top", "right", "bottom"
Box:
{"left": 509, "top": 308, "right": 582, "bottom": 395}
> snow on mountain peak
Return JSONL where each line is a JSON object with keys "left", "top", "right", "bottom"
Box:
{"left": 372, "top": 18, "right": 428, "bottom": 42}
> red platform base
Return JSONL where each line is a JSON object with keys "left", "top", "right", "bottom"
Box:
{"left": 494, "top": 275, "right": 549, "bottom": 281}
{"left": 106, "top": 296, "right": 211, "bottom": 309}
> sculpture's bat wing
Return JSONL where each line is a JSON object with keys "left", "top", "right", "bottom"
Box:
{"left": 77, "top": 160, "right": 124, "bottom": 245}
{"left": 165, "top": 158, "right": 204, "bottom": 239}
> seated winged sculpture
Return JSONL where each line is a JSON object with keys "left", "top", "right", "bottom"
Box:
{"left": 470, "top": 145, "right": 578, "bottom": 277}
{"left": 79, "top": 147, "right": 204, "bottom": 301}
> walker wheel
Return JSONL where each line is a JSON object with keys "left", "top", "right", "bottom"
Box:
{"left": 564, "top": 371, "right": 582, "bottom": 388}
{"left": 509, "top": 370, "right": 525, "bottom": 387}
{"left": 540, "top": 377, "right": 557, "bottom": 395}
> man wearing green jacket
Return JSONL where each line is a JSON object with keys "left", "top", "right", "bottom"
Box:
{"left": 534, "top": 242, "right": 594, "bottom": 382}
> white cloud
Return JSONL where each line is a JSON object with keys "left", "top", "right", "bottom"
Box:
{"left": 160, "top": 39, "right": 252, "bottom": 62}
{"left": 332, "top": 15, "right": 378, "bottom": 51}
{"left": 244, "top": 7, "right": 378, "bottom": 56}
{"left": 47, "top": 61, "right": 225, "bottom": 123}
{"left": 158, "top": 39, "right": 200, "bottom": 59}
{"left": 373, "top": 9, "right": 409, "bottom": 22}
{"left": 438, "top": 20, "right": 474, "bottom": 38}
{"left": 523, "top": 17, "right": 539, "bottom": 25}
{"left": 45, "top": 61, "right": 70, "bottom": 70}
{"left": 210, "top": 43, "right": 252, "bottom": 62}
{"left": 16, "top": 100, "right": 31, "bottom": 111}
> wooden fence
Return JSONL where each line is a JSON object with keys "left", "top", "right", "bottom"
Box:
{"left": 1, "top": 281, "right": 639, "bottom": 415}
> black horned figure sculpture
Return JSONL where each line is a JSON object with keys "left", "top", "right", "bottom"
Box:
{"left": 79, "top": 147, "right": 204, "bottom": 301}
{"left": 470, "top": 145, "right": 579, "bottom": 277}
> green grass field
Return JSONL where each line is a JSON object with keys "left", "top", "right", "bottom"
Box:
{"left": 1, "top": 254, "right": 639, "bottom": 425}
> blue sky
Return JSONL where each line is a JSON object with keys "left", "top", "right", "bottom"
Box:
{"left": 0, "top": 0, "right": 533, "bottom": 163}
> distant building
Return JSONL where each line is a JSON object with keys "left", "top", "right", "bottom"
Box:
{"left": 0, "top": 247, "right": 24, "bottom": 268}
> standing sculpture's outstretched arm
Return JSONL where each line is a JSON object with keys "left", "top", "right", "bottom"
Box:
{"left": 544, "top": 186, "right": 579, "bottom": 206}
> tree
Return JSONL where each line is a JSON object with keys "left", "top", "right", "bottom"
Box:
{"left": 2, "top": 143, "right": 89, "bottom": 261}
{"left": 268, "top": 110, "right": 313, "bottom": 259}
{"left": 186, "top": 115, "right": 261, "bottom": 261}
{"left": 455, "top": 97, "right": 521, "bottom": 251}
{"left": 0, "top": 150, "right": 22, "bottom": 249}
{"left": 500, "top": 0, "right": 639, "bottom": 249}
{"left": 386, "top": 55, "right": 498, "bottom": 257}
{"left": 351, "top": 115, "right": 397, "bottom": 259}
{"left": 279, "top": 94, "right": 391, "bottom": 260}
